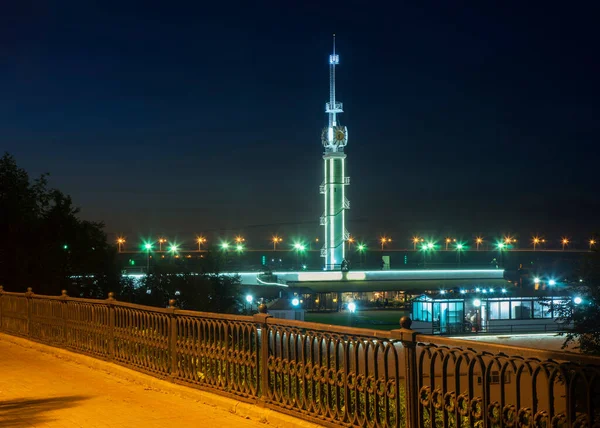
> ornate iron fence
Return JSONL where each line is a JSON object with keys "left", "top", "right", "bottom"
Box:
{"left": 1, "top": 285, "right": 599, "bottom": 428}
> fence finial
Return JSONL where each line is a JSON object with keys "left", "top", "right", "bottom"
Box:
{"left": 0, "top": 285, "right": 3, "bottom": 293}
{"left": 168, "top": 299, "right": 177, "bottom": 308}
{"left": 26, "top": 287, "right": 33, "bottom": 296}
{"left": 258, "top": 303, "right": 268, "bottom": 314}
{"left": 107, "top": 292, "right": 115, "bottom": 301}
{"left": 400, "top": 316, "right": 412, "bottom": 329}
{"left": 61, "top": 290, "right": 68, "bottom": 297}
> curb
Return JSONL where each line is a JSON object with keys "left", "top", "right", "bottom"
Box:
{"left": 0, "top": 333, "right": 322, "bottom": 428}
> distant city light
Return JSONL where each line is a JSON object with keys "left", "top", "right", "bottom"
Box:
{"left": 144, "top": 243, "right": 152, "bottom": 250}
{"left": 236, "top": 244, "right": 244, "bottom": 251}
{"left": 427, "top": 242, "right": 434, "bottom": 249}
{"left": 534, "top": 277, "right": 540, "bottom": 284}
{"left": 482, "top": 290, "right": 488, "bottom": 294}
{"left": 169, "top": 244, "right": 179, "bottom": 253}
{"left": 548, "top": 279, "right": 556, "bottom": 286}
{"left": 460, "top": 289, "right": 466, "bottom": 294}
{"left": 348, "top": 302, "right": 357, "bottom": 313}
{"left": 473, "top": 299, "right": 481, "bottom": 307}
{"left": 488, "top": 288, "right": 494, "bottom": 293}
{"left": 292, "top": 298, "right": 300, "bottom": 306}
{"left": 220, "top": 242, "right": 230, "bottom": 250}
{"left": 456, "top": 243, "right": 463, "bottom": 250}
{"left": 501, "top": 288, "right": 507, "bottom": 293}
{"left": 246, "top": 295, "right": 253, "bottom": 303}
{"left": 440, "top": 290, "right": 446, "bottom": 295}
{"left": 475, "top": 288, "right": 481, "bottom": 292}
{"left": 574, "top": 296, "right": 583, "bottom": 305}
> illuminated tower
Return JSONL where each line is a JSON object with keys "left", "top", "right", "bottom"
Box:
{"left": 320, "top": 34, "right": 349, "bottom": 270}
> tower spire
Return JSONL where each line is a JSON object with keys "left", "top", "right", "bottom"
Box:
{"left": 320, "top": 35, "right": 350, "bottom": 270}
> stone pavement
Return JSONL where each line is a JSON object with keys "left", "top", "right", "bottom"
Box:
{"left": 0, "top": 334, "right": 320, "bottom": 428}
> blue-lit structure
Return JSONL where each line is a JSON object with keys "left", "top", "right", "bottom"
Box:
{"left": 320, "top": 34, "right": 350, "bottom": 270}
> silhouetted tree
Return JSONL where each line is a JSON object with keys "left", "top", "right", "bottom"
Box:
{"left": 554, "top": 243, "right": 600, "bottom": 355}
{"left": 0, "top": 153, "right": 120, "bottom": 296}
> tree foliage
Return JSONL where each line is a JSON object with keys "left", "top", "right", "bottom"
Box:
{"left": 0, "top": 153, "right": 119, "bottom": 296}
{"left": 554, "top": 248, "right": 600, "bottom": 355}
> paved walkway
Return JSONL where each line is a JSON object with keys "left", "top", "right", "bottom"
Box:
{"left": 0, "top": 336, "right": 316, "bottom": 428}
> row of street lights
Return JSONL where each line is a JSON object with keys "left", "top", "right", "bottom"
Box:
{"left": 116, "top": 234, "right": 597, "bottom": 253}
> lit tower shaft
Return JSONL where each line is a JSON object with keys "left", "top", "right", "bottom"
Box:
{"left": 320, "top": 34, "right": 349, "bottom": 270}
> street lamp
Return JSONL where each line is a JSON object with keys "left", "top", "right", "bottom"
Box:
{"left": 196, "top": 236, "right": 207, "bottom": 251}
{"left": 412, "top": 237, "right": 420, "bottom": 250}
{"left": 293, "top": 243, "right": 306, "bottom": 269}
{"left": 590, "top": 239, "right": 597, "bottom": 250}
{"left": 380, "top": 237, "right": 391, "bottom": 250}
{"left": 475, "top": 237, "right": 483, "bottom": 251}
{"left": 117, "top": 237, "right": 126, "bottom": 252}
{"left": 347, "top": 236, "right": 355, "bottom": 252}
{"left": 158, "top": 238, "right": 167, "bottom": 252}
{"left": 236, "top": 244, "right": 244, "bottom": 253}
{"left": 561, "top": 238, "right": 569, "bottom": 251}
{"left": 168, "top": 244, "right": 179, "bottom": 254}
{"left": 220, "top": 242, "right": 230, "bottom": 250}
{"left": 357, "top": 243, "right": 366, "bottom": 267}
{"left": 532, "top": 237, "right": 540, "bottom": 251}
{"left": 235, "top": 236, "right": 245, "bottom": 245}
{"left": 245, "top": 294, "right": 253, "bottom": 312}
{"left": 456, "top": 243, "right": 464, "bottom": 266}
{"left": 143, "top": 242, "right": 153, "bottom": 274}
{"left": 445, "top": 238, "right": 455, "bottom": 251}
{"left": 496, "top": 242, "right": 505, "bottom": 268}
{"left": 272, "top": 236, "right": 283, "bottom": 250}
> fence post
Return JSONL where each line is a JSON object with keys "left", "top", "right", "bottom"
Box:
{"left": 168, "top": 299, "right": 177, "bottom": 380}
{"left": 107, "top": 292, "right": 116, "bottom": 360}
{"left": 253, "top": 302, "right": 271, "bottom": 404}
{"left": 60, "top": 290, "right": 68, "bottom": 345}
{"left": 392, "top": 316, "right": 419, "bottom": 428}
{"left": 25, "top": 287, "right": 34, "bottom": 337}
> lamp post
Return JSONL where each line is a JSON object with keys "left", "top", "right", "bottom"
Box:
{"left": 380, "top": 237, "right": 391, "bottom": 251}
{"left": 532, "top": 237, "right": 540, "bottom": 251}
{"left": 590, "top": 239, "right": 597, "bottom": 250}
{"left": 293, "top": 243, "right": 306, "bottom": 270}
{"left": 357, "top": 244, "right": 366, "bottom": 267}
{"left": 496, "top": 242, "right": 505, "bottom": 268}
{"left": 272, "top": 236, "right": 283, "bottom": 251}
{"left": 144, "top": 243, "right": 152, "bottom": 274}
{"left": 347, "top": 236, "right": 355, "bottom": 253}
{"left": 412, "top": 237, "right": 420, "bottom": 250}
{"left": 117, "top": 238, "right": 125, "bottom": 252}
{"left": 235, "top": 236, "right": 245, "bottom": 246}
{"left": 245, "top": 295, "right": 253, "bottom": 313}
{"left": 456, "top": 243, "right": 464, "bottom": 266}
{"left": 196, "top": 237, "right": 206, "bottom": 251}
{"left": 158, "top": 238, "right": 167, "bottom": 252}
{"left": 475, "top": 237, "right": 483, "bottom": 251}
{"left": 561, "top": 238, "right": 569, "bottom": 251}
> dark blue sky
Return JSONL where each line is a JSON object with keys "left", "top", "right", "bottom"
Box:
{"left": 1, "top": 1, "right": 598, "bottom": 247}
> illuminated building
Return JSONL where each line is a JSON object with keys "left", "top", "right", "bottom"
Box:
{"left": 320, "top": 34, "right": 350, "bottom": 270}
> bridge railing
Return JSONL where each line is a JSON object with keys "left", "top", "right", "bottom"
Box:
{"left": 1, "top": 285, "right": 599, "bottom": 428}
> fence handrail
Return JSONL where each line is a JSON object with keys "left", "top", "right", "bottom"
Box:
{"left": 1, "top": 286, "right": 599, "bottom": 428}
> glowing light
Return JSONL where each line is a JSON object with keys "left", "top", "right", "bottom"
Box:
{"left": 482, "top": 289, "right": 488, "bottom": 294}
{"left": 292, "top": 298, "right": 300, "bottom": 307}
{"left": 460, "top": 289, "right": 466, "bottom": 294}
{"left": 488, "top": 288, "right": 494, "bottom": 293}
{"left": 272, "top": 236, "right": 282, "bottom": 243}
{"left": 501, "top": 288, "right": 507, "bottom": 293}
{"left": 534, "top": 277, "right": 540, "bottom": 284}
{"left": 221, "top": 242, "right": 230, "bottom": 250}
{"left": 548, "top": 279, "right": 556, "bottom": 286}
{"left": 294, "top": 243, "right": 306, "bottom": 251}
{"left": 117, "top": 238, "right": 125, "bottom": 244}
{"left": 574, "top": 296, "right": 583, "bottom": 305}
{"left": 476, "top": 237, "right": 483, "bottom": 244}
{"left": 144, "top": 243, "right": 152, "bottom": 250}
{"left": 357, "top": 244, "right": 366, "bottom": 251}
{"left": 497, "top": 243, "right": 505, "bottom": 249}
{"left": 475, "top": 288, "right": 481, "bottom": 292}
{"left": 236, "top": 244, "right": 244, "bottom": 252}
{"left": 473, "top": 299, "right": 481, "bottom": 307}
{"left": 427, "top": 242, "right": 434, "bottom": 249}
{"left": 440, "top": 290, "right": 446, "bottom": 295}
{"left": 246, "top": 295, "right": 253, "bottom": 303}
{"left": 348, "top": 302, "right": 357, "bottom": 313}
{"left": 169, "top": 244, "right": 179, "bottom": 253}
{"left": 456, "top": 243, "right": 463, "bottom": 250}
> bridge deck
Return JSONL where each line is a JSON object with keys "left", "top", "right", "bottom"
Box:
{"left": 0, "top": 335, "right": 317, "bottom": 428}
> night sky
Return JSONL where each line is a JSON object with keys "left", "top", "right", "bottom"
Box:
{"left": 1, "top": 2, "right": 598, "bottom": 248}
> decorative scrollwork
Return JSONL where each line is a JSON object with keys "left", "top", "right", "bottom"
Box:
{"left": 420, "top": 386, "right": 432, "bottom": 406}
{"left": 518, "top": 407, "right": 533, "bottom": 428}
{"left": 488, "top": 401, "right": 501, "bottom": 424}
{"left": 444, "top": 391, "right": 456, "bottom": 413}
{"left": 470, "top": 397, "right": 483, "bottom": 420}
{"left": 431, "top": 388, "right": 444, "bottom": 410}
{"left": 503, "top": 404, "right": 518, "bottom": 427}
